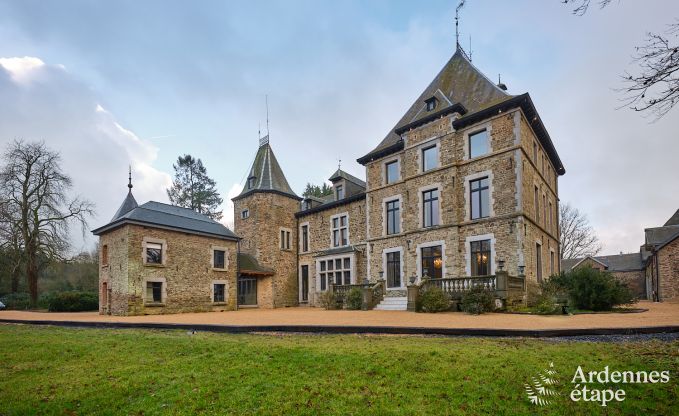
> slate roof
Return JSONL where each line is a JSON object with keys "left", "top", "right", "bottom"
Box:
{"left": 111, "top": 190, "right": 138, "bottom": 221}
{"left": 92, "top": 199, "right": 238, "bottom": 241}
{"left": 562, "top": 253, "right": 643, "bottom": 272}
{"left": 233, "top": 140, "right": 300, "bottom": 201}
{"left": 664, "top": 209, "right": 679, "bottom": 226}
{"left": 238, "top": 253, "right": 274, "bottom": 276}
{"left": 356, "top": 47, "right": 565, "bottom": 175}
{"left": 645, "top": 224, "right": 679, "bottom": 247}
{"left": 328, "top": 169, "right": 366, "bottom": 188}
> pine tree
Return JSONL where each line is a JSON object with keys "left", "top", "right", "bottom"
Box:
{"left": 302, "top": 182, "right": 333, "bottom": 198}
{"left": 167, "top": 155, "right": 223, "bottom": 220}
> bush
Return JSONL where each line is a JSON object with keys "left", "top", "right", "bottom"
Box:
{"left": 0, "top": 293, "right": 31, "bottom": 310}
{"left": 318, "top": 290, "right": 339, "bottom": 310}
{"left": 550, "top": 266, "right": 635, "bottom": 311}
{"left": 345, "top": 287, "right": 363, "bottom": 310}
{"left": 460, "top": 285, "right": 495, "bottom": 315}
{"left": 526, "top": 281, "right": 559, "bottom": 315}
{"left": 416, "top": 286, "right": 450, "bottom": 313}
{"left": 47, "top": 291, "right": 99, "bottom": 312}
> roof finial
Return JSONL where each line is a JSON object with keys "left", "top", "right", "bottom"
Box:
{"left": 338, "top": 158, "right": 342, "bottom": 170}
{"left": 455, "top": 0, "right": 465, "bottom": 49}
{"left": 265, "top": 94, "right": 270, "bottom": 139}
{"left": 128, "top": 165, "right": 133, "bottom": 190}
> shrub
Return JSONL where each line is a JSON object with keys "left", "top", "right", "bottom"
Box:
{"left": 0, "top": 293, "right": 31, "bottom": 310}
{"left": 416, "top": 286, "right": 450, "bottom": 313}
{"left": 47, "top": 291, "right": 99, "bottom": 312}
{"left": 318, "top": 290, "right": 339, "bottom": 310}
{"left": 460, "top": 285, "right": 495, "bottom": 315}
{"left": 550, "top": 266, "right": 635, "bottom": 311}
{"left": 526, "top": 281, "right": 559, "bottom": 315}
{"left": 345, "top": 287, "right": 363, "bottom": 310}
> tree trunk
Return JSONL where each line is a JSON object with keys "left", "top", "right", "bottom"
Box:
{"left": 10, "top": 269, "right": 20, "bottom": 293}
{"left": 26, "top": 244, "right": 39, "bottom": 307}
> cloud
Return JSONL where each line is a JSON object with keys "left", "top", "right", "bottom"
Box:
{"left": 0, "top": 56, "right": 171, "bottom": 252}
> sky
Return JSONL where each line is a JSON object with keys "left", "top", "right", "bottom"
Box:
{"left": 0, "top": 0, "right": 677, "bottom": 256}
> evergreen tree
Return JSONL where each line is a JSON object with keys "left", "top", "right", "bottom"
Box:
{"left": 167, "top": 155, "right": 223, "bottom": 220}
{"left": 302, "top": 182, "right": 333, "bottom": 198}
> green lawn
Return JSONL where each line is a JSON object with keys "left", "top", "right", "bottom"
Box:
{"left": 0, "top": 325, "right": 677, "bottom": 415}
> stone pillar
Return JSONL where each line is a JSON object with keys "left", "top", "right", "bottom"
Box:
{"left": 495, "top": 271, "right": 508, "bottom": 300}
{"left": 407, "top": 284, "right": 419, "bottom": 312}
{"left": 361, "top": 286, "right": 374, "bottom": 311}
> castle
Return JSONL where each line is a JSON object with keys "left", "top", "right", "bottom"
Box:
{"left": 93, "top": 46, "right": 569, "bottom": 315}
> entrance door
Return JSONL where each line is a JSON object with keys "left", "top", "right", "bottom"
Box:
{"left": 238, "top": 276, "right": 257, "bottom": 306}
{"left": 301, "top": 265, "right": 309, "bottom": 302}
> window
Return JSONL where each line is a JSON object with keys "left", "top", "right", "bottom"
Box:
{"left": 549, "top": 201, "right": 553, "bottom": 231}
{"left": 470, "top": 177, "right": 490, "bottom": 220}
{"left": 146, "top": 281, "right": 163, "bottom": 303}
{"left": 241, "top": 209, "right": 249, "bottom": 219}
{"left": 543, "top": 195, "right": 547, "bottom": 227}
{"left": 213, "top": 283, "right": 225, "bottom": 302}
{"left": 534, "top": 186, "right": 540, "bottom": 222}
{"left": 280, "top": 229, "right": 291, "bottom": 250}
{"left": 422, "top": 189, "right": 439, "bottom": 227}
{"left": 536, "top": 243, "right": 543, "bottom": 283}
{"left": 550, "top": 251, "right": 555, "bottom": 275}
{"left": 336, "top": 185, "right": 344, "bottom": 200}
{"left": 332, "top": 215, "right": 348, "bottom": 247}
{"left": 469, "top": 129, "right": 489, "bottom": 159}
{"left": 542, "top": 155, "right": 545, "bottom": 175}
{"left": 318, "top": 257, "right": 351, "bottom": 290}
{"left": 425, "top": 97, "right": 437, "bottom": 111}
{"left": 247, "top": 176, "right": 256, "bottom": 189}
{"left": 386, "top": 199, "right": 400, "bottom": 235}
{"left": 421, "top": 246, "right": 443, "bottom": 279}
{"left": 213, "top": 250, "right": 225, "bottom": 269}
{"left": 533, "top": 141, "right": 538, "bottom": 163}
{"left": 385, "top": 160, "right": 399, "bottom": 184}
{"left": 102, "top": 245, "right": 108, "bottom": 266}
{"left": 146, "top": 243, "right": 162, "bottom": 264}
{"left": 422, "top": 145, "right": 438, "bottom": 172}
{"left": 301, "top": 225, "right": 309, "bottom": 252}
{"left": 470, "top": 240, "right": 491, "bottom": 276}
{"left": 386, "top": 251, "right": 401, "bottom": 288}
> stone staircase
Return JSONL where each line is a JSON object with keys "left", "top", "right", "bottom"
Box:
{"left": 374, "top": 296, "right": 408, "bottom": 311}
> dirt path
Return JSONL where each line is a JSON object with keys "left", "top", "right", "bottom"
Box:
{"left": 1, "top": 300, "right": 678, "bottom": 330}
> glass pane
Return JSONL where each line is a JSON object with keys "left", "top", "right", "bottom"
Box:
{"left": 327, "top": 261, "right": 334, "bottom": 271}
{"left": 423, "top": 146, "right": 438, "bottom": 171}
{"left": 480, "top": 189, "right": 489, "bottom": 218}
{"left": 341, "top": 229, "right": 348, "bottom": 245}
{"left": 320, "top": 273, "right": 326, "bottom": 291}
{"left": 320, "top": 261, "right": 326, "bottom": 271}
{"left": 431, "top": 199, "right": 439, "bottom": 226}
{"left": 340, "top": 216, "right": 347, "bottom": 226}
{"left": 333, "top": 218, "right": 338, "bottom": 228}
{"left": 386, "top": 162, "right": 398, "bottom": 183}
{"left": 335, "top": 259, "right": 342, "bottom": 270}
{"left": 424, "top": 202, "right": 431, "bottom": 227}
{"left": 344, "top": 258, "right": 350, "bottom": 269}
{"left": 469, "top": 130, "right": 489, "bottom": 158}
{"left": 335, "top": 272, "right": 342, "bottom": 284}
{"left": 146, "top": 248, "right": 162, "bottom": 264}
{"left": 343, "top": 271, "right": 351, "bottom": 285}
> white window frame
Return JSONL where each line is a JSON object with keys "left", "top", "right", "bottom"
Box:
{"left": 465, "top": 234, "right": 497, "bottom": 276}
{"left": 279, "top": 227, "right": 292, "bottom": 251}
{"left": 210, "top": 245, "right": 229, "bottom": 271}
{"left": 418, "top": 183, "right": 443, "bottom": 228}
{"left": 463, "top": 122, "right": 492, "bottom": 160}
{"left": 416, "top": 240, "right": 446, "bottom": 282}
{"left": 382, "top": 194, "right": 403, "bottom": 236}
{"left": 211, "top": 279, "right": 229, "bottom": 304}
{"left": 329, "top": 212, "right": 350, "bottom": 248}
{"left": 382, "top": 246, "right": 405, "bottom": 289}
{"left": 315, "top": 253, "right": 356, "bottom": 291}
{"left": 299, "top": 221, "right": 310, "bottom": 253}
{"left": 464, "top": 170, "right": 495, "bottom": 221}
{"left": 143, "top": 277, "right": 166, "bottom": 305}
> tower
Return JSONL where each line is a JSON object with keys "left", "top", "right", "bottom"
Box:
{"left": 232, "top": 136, "right": 301, "bottom": 308}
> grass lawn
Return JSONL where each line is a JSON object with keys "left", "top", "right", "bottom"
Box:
{"left": 0, "top": 325, "right": 677, "bottom": 415}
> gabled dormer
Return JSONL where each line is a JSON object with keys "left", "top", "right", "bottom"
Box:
{"left": 328, "top": 169, "right": 366, "bottom": 201}
{"left": 425, "top": 96, "right": 438, "bottom": 112}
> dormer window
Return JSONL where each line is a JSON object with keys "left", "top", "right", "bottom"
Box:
{"left": 425, "top": 97, "right": 438, "bottom": 112}
{"left": 336, "top": 185, "right": 344, "bottom": 200}
{"left": 247, "top": 176, "right": 256, "bottom": 189}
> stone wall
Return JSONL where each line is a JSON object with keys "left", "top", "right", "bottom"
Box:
{"left": 98, "top": 226, "right": 130, "bottom": 315}
{"left": 612, "top": 270, "right": 646, "bottom": 298}
{"left": 234, "top": 191, "right": 300, "bottom": 308}
{"left": 98, "top": 224, "right": 238, "bottom": 316}
{"left": 658, "top": 237, "right": 679, "bottom": 300}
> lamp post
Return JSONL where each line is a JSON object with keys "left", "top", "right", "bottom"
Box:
{"left": 498, "top": 259, "right": 505, "bottom": 272}
{"left": 379, "top": 271, "right": 384, "bottom": 280}
{"left": 409, "top": 275, "right": 417, "bottom": 285}
{"left": 518, "top": 265, "right": 525, "bottom": 276}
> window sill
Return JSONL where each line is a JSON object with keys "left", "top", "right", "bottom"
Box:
{"left": 143, "top": 263, "right": 166, "bottom": 268}
{"left": 211, "top": 267, "right": 229, "bottom": 272}
{"left": 145, "top": 302, "right": 165, "bottom": 307}
{"left": 212, "top": 302, "right": 228, "bottom": 306}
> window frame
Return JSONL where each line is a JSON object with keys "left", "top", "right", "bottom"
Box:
{"left": 469, "top": 177, "right": 490, "bottom": 220}
{"left": 385, "top": 159, "right": 400, "bottom": 184}
{"left": 386, "top": 198, "right": 401, "bottom": 235}
{"left": 385, "top": 250, "right": 402, "bottom": 289}
{"left": 420, "top": 245, "right": 443, "bottom": 279}
{"left": 421, "top": 144, "right": 439, "bottom": 172}
{"left": 279, "top": 228, "right": 292, "bottom": 251}
{"left": 144, "top": 277, "right": 166, "bottom": 305}
{"left": 422, "top": 188, "right": 440, "bottom": 228}
{"left": 102, "top": 244, "right": 108, "bottom": 266}
{"left": 336, "top": 184, "right": 344, "bottom": 200}
{"left": 330, "top": 213, "right": 349, "bottom": 248}
{"left": 470, "top": 239, "right": 491, "bottom": 276}
{"left": 300, "top": 223, "right": 309, "bottom": 253}
{"left": 468, "top": 128, "right": 490, "bottom": 159}
{"left": 316, "top": 254, "right": 354, "bottom": 291}
{"left": 241, "top": 209, "right": 249, "bottom": 219}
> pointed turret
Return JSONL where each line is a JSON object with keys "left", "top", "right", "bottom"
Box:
{"left": 233, "top": 136, "right": 300, "bottom": 201}
{"left": 111, "top": 167, "right": 138, "bottom": 221}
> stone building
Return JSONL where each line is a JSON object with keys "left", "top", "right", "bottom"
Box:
{"left": 92, "top": 178, "right": 239, "bottom": 315}
{"left": 232, "top": 46, "right": 566, "bottom": 309}
{"left": 562, "top": 208, "right": 679, "bottom": 302}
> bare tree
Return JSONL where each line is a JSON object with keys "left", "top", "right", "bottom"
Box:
{"left": 0, "top": 140, "right": 94, "bottom": 306}
{"left": 559, "top": 202, "right": 602, "bottom": 259}
{"left": 563, "top": 1, "right": 679, "bottom": 119}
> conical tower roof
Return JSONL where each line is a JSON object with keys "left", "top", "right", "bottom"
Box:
{"left": 111, "top": 170, "right": 138, "bottom": 221}
{"left": 233, "top": 137, "right": 300, "bottom": 201}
